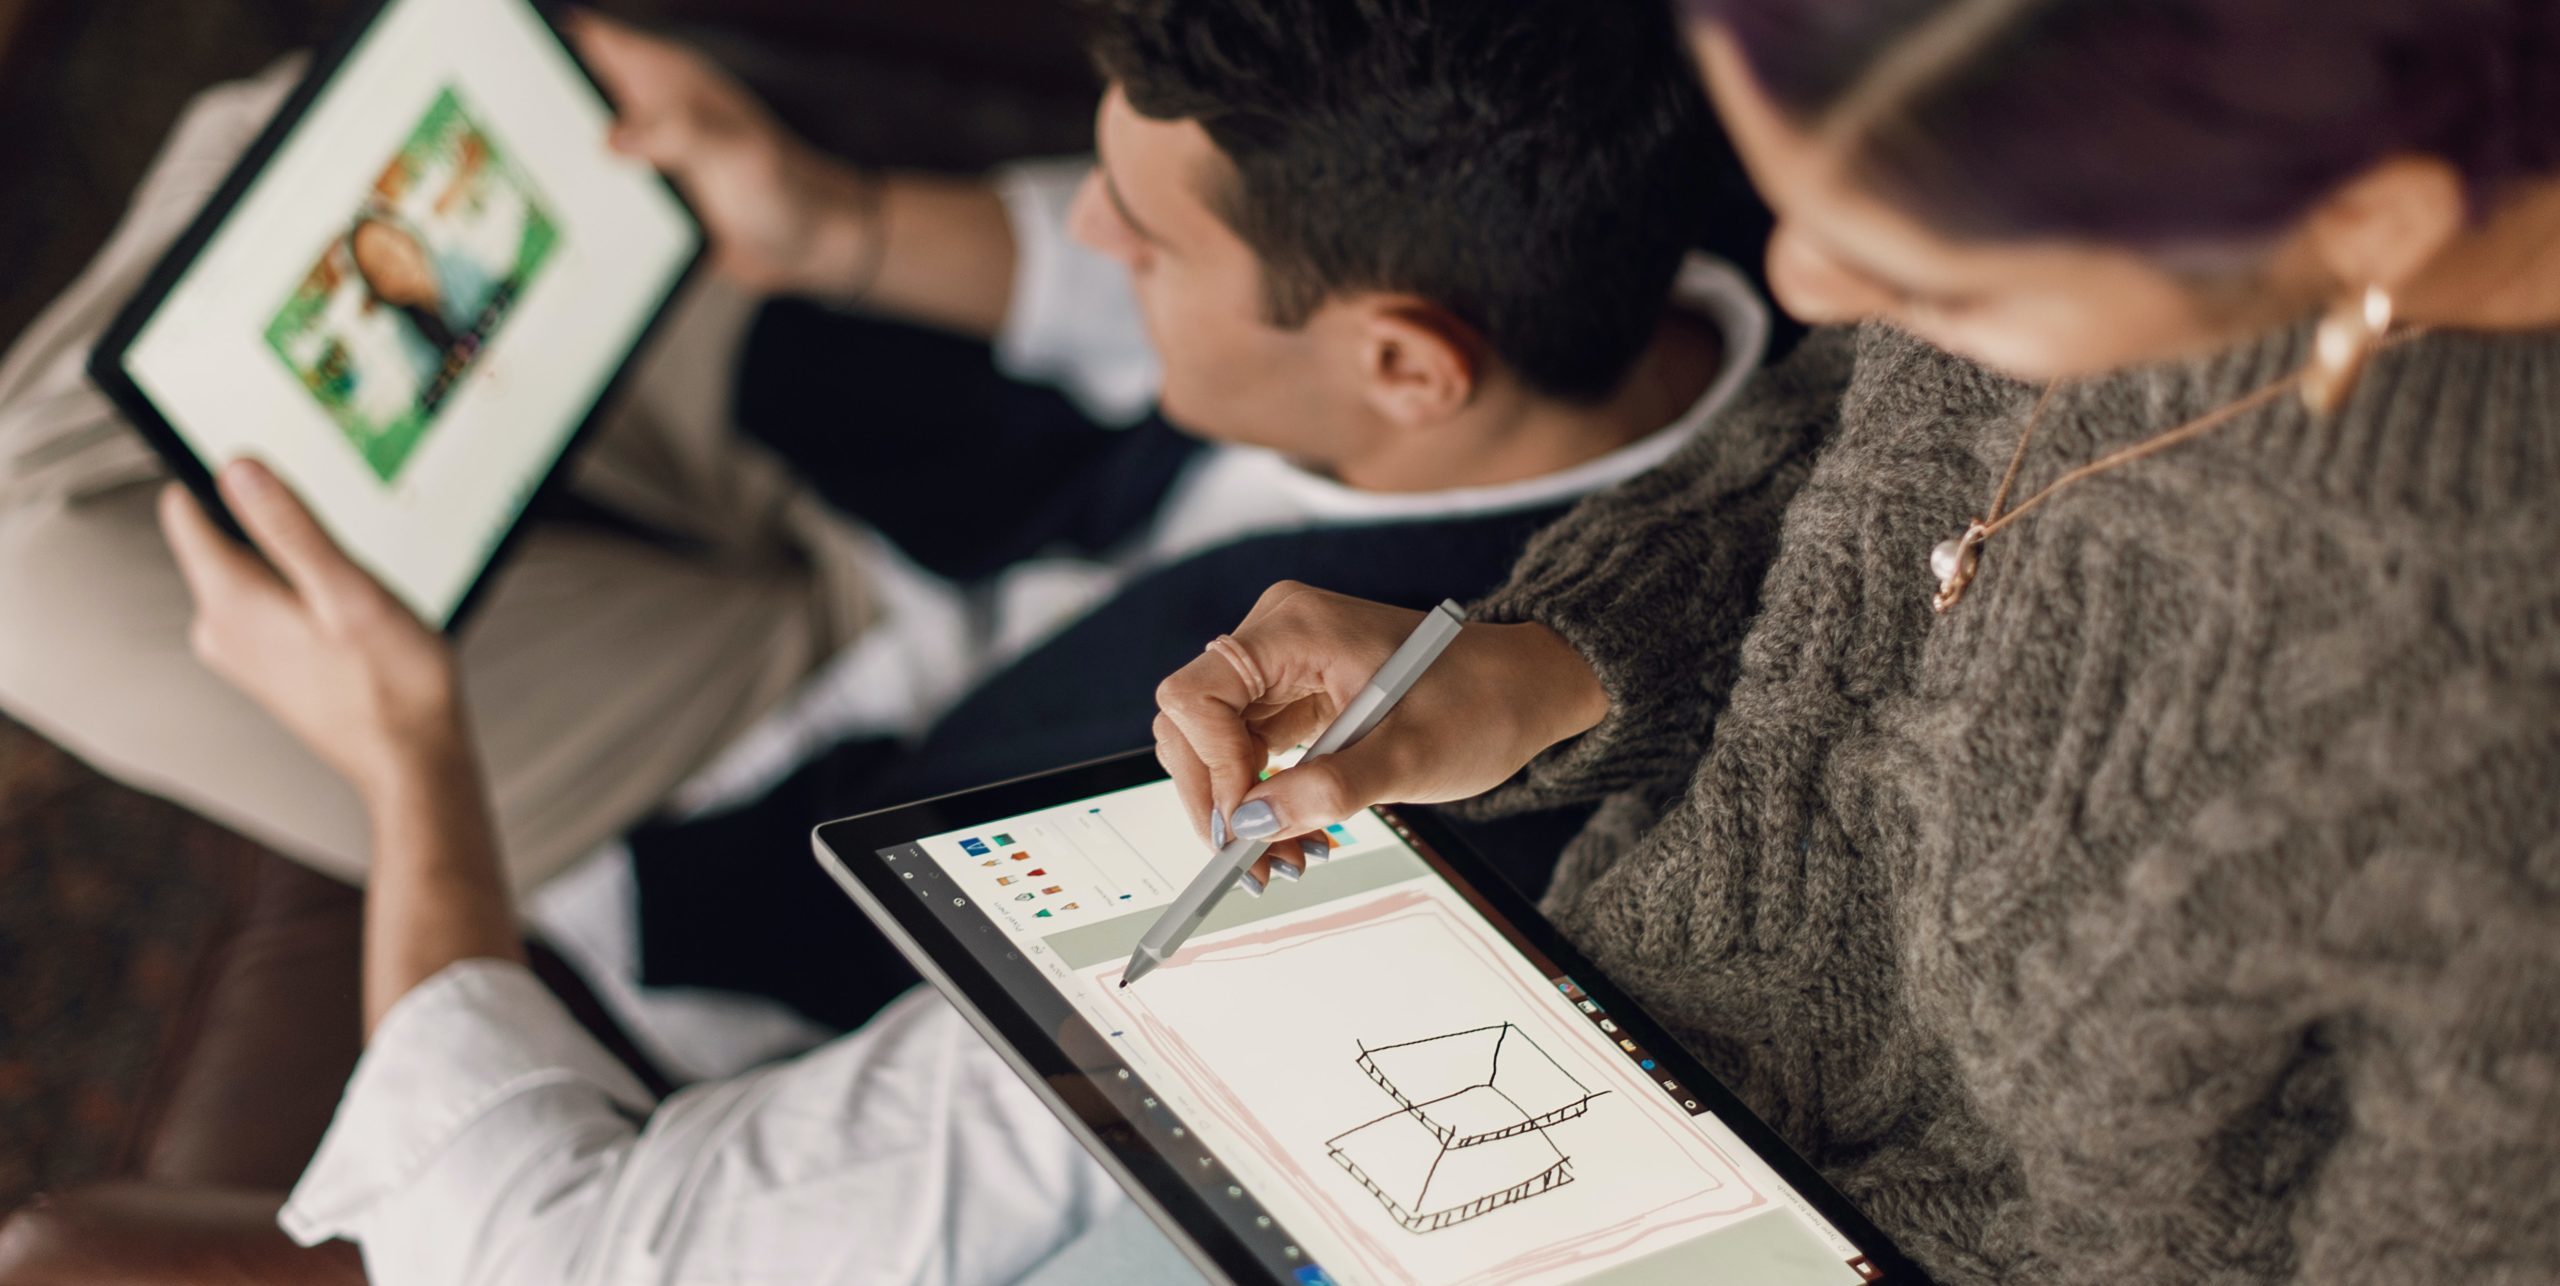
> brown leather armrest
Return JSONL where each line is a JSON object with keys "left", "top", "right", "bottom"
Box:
{"left": 0, "top": 1184, "right": 361, "bottom": 1285}
{"left": 133, "top": 857, "right": 364, "bottom": 1189}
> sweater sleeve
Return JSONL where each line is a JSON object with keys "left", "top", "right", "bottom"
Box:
{"left": 1462, "top": 327, "right": 1852, "bottom": 815}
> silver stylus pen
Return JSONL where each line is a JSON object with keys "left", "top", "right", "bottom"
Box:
{"left": 1121, "top": 599, "right": 1469, "bottom": 988}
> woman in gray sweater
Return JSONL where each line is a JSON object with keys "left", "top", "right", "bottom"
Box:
{"left": 1152, "top": 0, "right": 2560, "bottom": 1280}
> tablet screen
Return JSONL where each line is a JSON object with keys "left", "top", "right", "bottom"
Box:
{"left": 855, "top": 775, "right": 1896, "bottom": 1286}
{"left": 118, "top": 0, "right": 698, "bottom": 624}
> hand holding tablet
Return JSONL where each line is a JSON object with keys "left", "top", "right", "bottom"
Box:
{"left": 565, "top": 12, "right": 879, "bottom": 298}
{"left": 160, "top": 460, "right": 464, "bottom": 805}
{"left": 90, "top": 0, "right": 705, "bottom": 629}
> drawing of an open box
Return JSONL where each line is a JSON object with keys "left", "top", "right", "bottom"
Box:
{"left": 1326, "top": 1023, "right": 1607, "bottom": 1233}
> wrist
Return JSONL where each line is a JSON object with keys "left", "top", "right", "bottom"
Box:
{"left": 354, "top": 713, "right": 478, "bottom": 817}
{"left": 797, "top": 159, "right": 889, "bottom": 301}
{"left": 1507, "top": 622, "right": 1609, "bottom": 747}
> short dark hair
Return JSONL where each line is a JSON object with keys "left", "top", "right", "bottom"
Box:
{"left": 1090, "top": 0, "right": 1719, "bottom": 404}
{"left": 1686, "top": 0, "right": 2560, "bottom": 254}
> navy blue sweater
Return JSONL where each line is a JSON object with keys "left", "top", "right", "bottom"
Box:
{"left": 626, "top": 303, "right": 1594, "bottom": 1028}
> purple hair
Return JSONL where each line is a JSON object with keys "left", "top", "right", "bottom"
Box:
{"left": 1683, "top": 0, "right": 2560, "bottom": 251}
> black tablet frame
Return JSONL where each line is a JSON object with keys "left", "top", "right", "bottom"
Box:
{"left": 83, "top": 0, "right": 706, "bottom": 632}
{"left": 815, "top": 750, "right": 1931, "bottom": 1286}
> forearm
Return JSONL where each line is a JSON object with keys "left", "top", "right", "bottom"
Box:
{"left": 795, "top": 163, "right": 1019, "bottom": 339}
{"left": 358, "top": 723, "right": 525, "bottom": 1039}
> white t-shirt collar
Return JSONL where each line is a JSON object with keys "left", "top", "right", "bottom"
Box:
{"left": 1257, "top": 253, "right": 1772, "bottom": 522}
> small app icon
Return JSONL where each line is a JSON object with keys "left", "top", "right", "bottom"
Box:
{"left": 993, "top": 833, "right": 1015, "bottom": 846}
{"left": 1619, "top": 1039, "right": 1639, "bottom": 1053}
{"left": 1011, "top": 852, "right": 1031, "bottom": 861}
{"left": 1577, "top": 1000, "right": 1598, "bottom": 1013}
{"left": 1035, "top": 909, "right": 1053, "bottom": 918}
{"left": 1599, "top": 1019, "right": 1619, "bottom": 1033}
{"left": 1026, "top": 868, "right": 1047, "bottom": 877}
{"left": 1294, "top": 1266, "right": 1338, "bottom": 1286}
{"left": 960, "top": 839, "right": 989, "bottom": 856}
{"left": 1661, "top": 1079, "right": 1680, "bottom": 1091}
{"left": 1684, "top": 1098, "right": 1702, "bottom": 1111}
{"left": 1041, "top": 886, "right": 1063, "bottom": 895}
{"left": 1639, "top": 1059, "right": 1657, "bottom": 1070}
{"left": 997, "top": 876, "right": 1018, "bottom": 886}
{"left": 980, "top": 860, "right": 999, "bottom": 868}
{"left": 1014, "top": 893, "right": 1035, "bottom": 902}
{"left": 1062, "top": 903, "right": 1082, "bottom": 911}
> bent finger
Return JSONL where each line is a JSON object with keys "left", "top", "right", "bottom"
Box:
{"left": 1154, "top": 646, "right": 1273, "bottom": 833}
{"left": 1152, "top": 712, "right": 1219, "bottom": 847}
{"left": 563, "top": 10, "right": 662, "bottom": 101}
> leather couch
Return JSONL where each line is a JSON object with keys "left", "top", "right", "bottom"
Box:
{"left": 0, "top": 854, "right": 671, "bottom": 1284}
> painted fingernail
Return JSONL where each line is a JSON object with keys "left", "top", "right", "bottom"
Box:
{"left": 1300, "top": 837, "right": 1330, "bottom": 866}
{"left": 1236, "top": 870, "right": 1265, "bottom": 897}
{"left": 1230, "top": 800, "right": 1282, "bottom": 839}
{"left": 1210, "top": 809, "right": 1228, "bottom": 848}
{"left": 1270, "top": 857, "right": 1303, "bottom": 883}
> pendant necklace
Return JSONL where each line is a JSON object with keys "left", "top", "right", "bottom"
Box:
{"left": 1930, "top": 321, "right": 2421, "bottom": 613}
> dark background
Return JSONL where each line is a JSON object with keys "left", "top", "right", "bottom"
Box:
{"left": 0, "top": 0, "right": 1099, "bottom": 1210}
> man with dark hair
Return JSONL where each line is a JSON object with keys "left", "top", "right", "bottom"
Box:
{"left": 0, "top": 0, "right": 1760, "bottom": 938}
{"left": 1090, "top": 0, "right": 1716, "bottom": 404}
{"left": 514, "top": 0, "right": 1774, "bottom": 1084}
{"left": 0, "top": 0, "right": 1778, "bottom": 1278}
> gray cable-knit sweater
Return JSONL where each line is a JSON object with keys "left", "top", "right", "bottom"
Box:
{"left": 1468, "top": 322, "right": 2560, "bottom": 1283}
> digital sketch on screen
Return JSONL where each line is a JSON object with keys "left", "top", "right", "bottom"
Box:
{"left": 1325, "top": 1023, "right": 1607, "bottom": 1233}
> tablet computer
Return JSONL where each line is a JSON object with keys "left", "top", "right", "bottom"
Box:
{"left": 87, "top": 0, "right": 704, "bottom": 629}
{"left": 816, "top": 752, "right": 1929, "bottom": 1286}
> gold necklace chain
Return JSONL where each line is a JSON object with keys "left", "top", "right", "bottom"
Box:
{"left": 1930, "top": 328, "right": 2426, "bottom": 612}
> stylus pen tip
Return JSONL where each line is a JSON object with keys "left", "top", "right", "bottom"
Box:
{"left": 1122, "top": 953, "right": 1161, "bottom": 988}
{"left": 1118, "top": 979, "right": 1129, "bottom": 989}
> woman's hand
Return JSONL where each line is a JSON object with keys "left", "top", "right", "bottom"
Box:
{"left": 1152, "top": 582, "right": 1609, "bottom": 883}
{"left": 160, "top": 460, "right": 468, "bottom": 805}
{"left": 567, "top": 12, "right": 874, "bottom": 296}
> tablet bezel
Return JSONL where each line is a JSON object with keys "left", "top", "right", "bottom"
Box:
{"left": 83, "top": 0, "right": 707, "bottom": 632}
{"left": 814, "top": 750, "right": 1931, "bottom": 1286}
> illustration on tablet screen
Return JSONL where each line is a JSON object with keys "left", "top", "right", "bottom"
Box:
{"left": 264, "top": 86, "right": 560, "bottom": 483}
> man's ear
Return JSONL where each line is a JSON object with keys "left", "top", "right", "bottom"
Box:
{"left": 2304, "top": 156, "right": 2467, "bottom": 294}
{"left": 1357, "top": 301, "right": 1482, "bottom": 427}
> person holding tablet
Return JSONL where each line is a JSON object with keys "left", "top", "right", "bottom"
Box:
{"left": 78, "top": 0, "right": 1816, "bottom": 1281}
{"left": 0, "top": 0, "right": 1760, "bottom": 918}
{"left": 1149, "top": 0, "right": 2560, "bottom": 1281}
